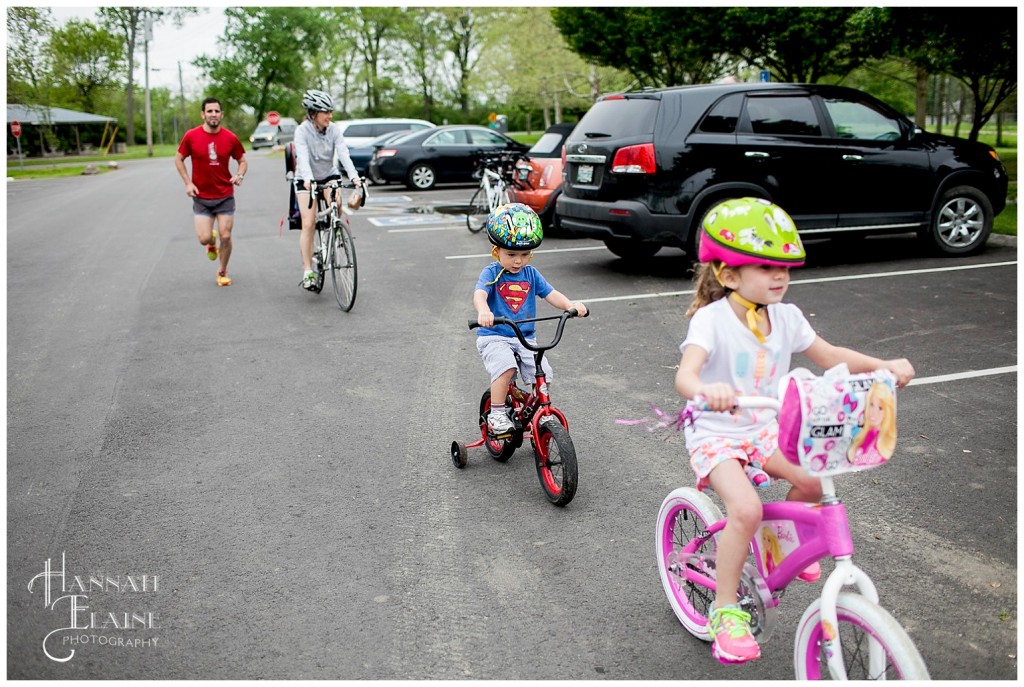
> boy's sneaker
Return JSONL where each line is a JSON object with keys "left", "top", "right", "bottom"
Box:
{"left": 797, "top": 561, "right": 821, "bottom": 582}
{"left": 707, "top": 604, "right": 761, "bottom": 664}
{"left": 487, "top": 410, "right": 514, "bottom": 436}
{"left": 745, "top": 461, "right": 771, "bottom": 489}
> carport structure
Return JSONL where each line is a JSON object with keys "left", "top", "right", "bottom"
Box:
{"left": 6, "top": 104, "right": 117, "bottom": 156}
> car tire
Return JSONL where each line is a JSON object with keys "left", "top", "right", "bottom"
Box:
{"left": 603, "top": 239, "right": 660, "bottom": 260}
{"left": 406, "top": 163, "right": 436, "bottom": 191}
{"left": 924, "top": 185, "right": 993, "bottom": 256}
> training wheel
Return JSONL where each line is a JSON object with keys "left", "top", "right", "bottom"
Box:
{"left": 451, "top": 441, "right": 468, "bottom": 469}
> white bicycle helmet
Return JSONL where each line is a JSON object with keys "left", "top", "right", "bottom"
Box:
{"left": 302, "top": 89, "right": 334, "bottom": 113}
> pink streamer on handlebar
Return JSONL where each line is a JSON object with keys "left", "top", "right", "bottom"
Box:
{"left": 615, "top": 403, "right": 700, "bottom": 438}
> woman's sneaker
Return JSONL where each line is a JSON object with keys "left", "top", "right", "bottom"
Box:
{"left": 707, "top": 604, "right": 761, "bottom": 664}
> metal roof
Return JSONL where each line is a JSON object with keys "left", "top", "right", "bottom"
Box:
{"left": 7, "top": 104, "right": 117, "bottom": 125}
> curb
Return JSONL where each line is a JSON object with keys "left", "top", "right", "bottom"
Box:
{"left": 988, "top": 233, "right": 1017, "bottom": 248}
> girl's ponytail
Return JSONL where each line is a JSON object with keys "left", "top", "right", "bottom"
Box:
{"left": 687, "top": 260, "right": 729, "bottom": 317}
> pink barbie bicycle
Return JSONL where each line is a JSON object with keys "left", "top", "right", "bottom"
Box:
{"left": 656, "top": 370, "right": 930, "bottom": 679}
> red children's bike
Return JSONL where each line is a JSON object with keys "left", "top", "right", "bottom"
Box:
{"left": 451, "top": 309, "right": 588, "bottom": 507}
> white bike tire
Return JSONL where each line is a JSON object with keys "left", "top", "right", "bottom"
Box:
{"left": 794, "top": 592, "right": 930, "bottom": 680}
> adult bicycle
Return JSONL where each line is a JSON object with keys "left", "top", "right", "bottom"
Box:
{"left": 655, "top": 379, "right": 930, "bottom": 679}
{"left": 466, "top": 153, "right": 528, "bottom": 233}
{"left": 302, "top": 178, "right": 365, "bottom": 311}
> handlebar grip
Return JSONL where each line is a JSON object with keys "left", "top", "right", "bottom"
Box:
{"left": 468, "top": 319, "right": 479, "bottom": 330}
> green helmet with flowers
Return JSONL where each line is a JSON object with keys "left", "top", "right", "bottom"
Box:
{"left": 699, "top": 197, "right": 806, "bottom": 267}
{"left": 486, "top": 202, "right": 543, "bottom": 250}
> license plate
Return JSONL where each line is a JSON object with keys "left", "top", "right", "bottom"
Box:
{"left": 577, "top": 164, "right": 594, "bottom": 184}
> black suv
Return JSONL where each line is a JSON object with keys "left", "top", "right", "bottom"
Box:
{"left": 556, "top": 83, "right": 1008, "bottom": 259}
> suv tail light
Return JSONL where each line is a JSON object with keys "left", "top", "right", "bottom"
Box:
{"left": 611, "top": 143, "right": 656, "bottom": 174}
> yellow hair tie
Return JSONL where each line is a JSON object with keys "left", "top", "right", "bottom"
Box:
{"left": 729, "top": 292, "right": 767, "bottom": 344}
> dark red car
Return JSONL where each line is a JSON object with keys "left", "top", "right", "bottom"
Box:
{"left": 510, "top": 122, "right": 575, "bottom": 230}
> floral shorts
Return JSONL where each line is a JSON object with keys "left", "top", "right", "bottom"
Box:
{"left": 687, "top": 424, "right": 779, "bottom": 491}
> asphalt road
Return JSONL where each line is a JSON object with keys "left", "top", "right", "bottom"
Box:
{"left": 7, "top": 148, "right": 1018, "bottom": 679}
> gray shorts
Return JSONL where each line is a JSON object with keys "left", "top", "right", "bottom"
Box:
{"left": 477, "top": 335, "right": 554, "bottom": 388}
{"left": 192, "top": 196, "right": 236, "bottom": 217}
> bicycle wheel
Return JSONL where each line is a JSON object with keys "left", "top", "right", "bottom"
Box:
{"left": 656, "top": 487, "right": 723, "bottom": 640}
{"left": 310, "top": 226, "right": 326, "bottom": 293}
{"left": 330, "top": 219, "right": 357, "bottom": 311}
{"left": 533, "top": 420, "right": 578, "bottom": 506}
{"left": 466, "top": 187, "right": 490, "bottom": 233}
{"left": 794, "top": 592, "right": 930, "bottom": 680}
{"left": 478, "top": 391, "right": 516, "bottom": 462}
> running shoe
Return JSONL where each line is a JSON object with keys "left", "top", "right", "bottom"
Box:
{"left": 707, "top": 604, "right": 761, "bottom": 664}
{"left": 216, "top": 271, "right": 231, "bottom": 287}
{"left": 207, "top": 230, "right": 219, "bottom": 260}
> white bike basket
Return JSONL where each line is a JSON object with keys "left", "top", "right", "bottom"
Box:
{"left": 777, "top": 365, "right": 898, "bottom": 477}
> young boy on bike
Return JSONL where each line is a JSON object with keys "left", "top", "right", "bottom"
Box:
{"left": 473, "top": 203, "right": 587, "bottom": 435}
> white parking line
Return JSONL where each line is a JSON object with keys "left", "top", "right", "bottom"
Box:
{"left": 908, "top": 366, "right": 1017, "bottom": 386}
{"left": 583, "top": 260, "right": 1018, "bottom": 303}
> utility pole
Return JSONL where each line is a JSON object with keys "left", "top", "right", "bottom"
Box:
{"left": 178, "top": 61, "right": 187, "bottom": 132}
{"left": 144, "top": 11, "right": 154, "bottom": 156}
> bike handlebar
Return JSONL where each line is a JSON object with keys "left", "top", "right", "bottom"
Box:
{"left": 691, "top": 395, "right": 782, "bottom": 413}
{"left": 468, "top": 308, "right": 590, "bottom": 352}
{"left": 302, "top": 177, "right": 368, "bottom": 210}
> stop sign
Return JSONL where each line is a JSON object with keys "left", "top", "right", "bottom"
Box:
{"left": 11, "top": 120, "right": 22, "bottom": 138}
{"left": 266, "top": 111, "right": 280, "bottom": 126}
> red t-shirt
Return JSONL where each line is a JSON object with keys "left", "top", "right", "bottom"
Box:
{"left": 177, "top": 126, "right": 245, "bottom": 199}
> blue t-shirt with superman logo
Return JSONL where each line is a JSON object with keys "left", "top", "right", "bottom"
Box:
{"left": 475, "top": 263, "right": 553, "bottom": 338}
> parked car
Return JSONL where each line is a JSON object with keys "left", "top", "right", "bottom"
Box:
{"left": 345, "top": 129, "right": 413, "bottom": 184}
{"left": 249, "top": 117, "right": 298, "bottom": 149}
{"left": 334, "top": 118, "right": 435, "bottom": 148}
{"left": 556, "top": 83, "right": 1009, "bottom": 259}
{"left": 510, "top": 122, "right": 576, "bottom": 230}
{"left": 370, "top": 125, "right": 530, "bottom": 190}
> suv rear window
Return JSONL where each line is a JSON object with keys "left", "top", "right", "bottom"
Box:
{"left": 574, "top": 97, "right": 659, "bottom": 138}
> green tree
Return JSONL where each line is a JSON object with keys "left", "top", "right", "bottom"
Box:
{"left": 718, "top": 7, "right": 875, "bottom": 83}
{"left": 7, "top": 7, "right": 54, "bottom": 105}
{"left": 394, "top": 7, "right": 445, "bottom": 121}
{"left": 552, "top": 7, "right": 734, "bottom": 88}
{"left": 99, "top": 7, "right": 201, "bottom": 144}
{"left": 350, "top": 7, "right": 405, "bottom": 116}
{"left": 312, "top": 8, "right": 359, "bottom": 117}
{"left": 194, "top": 7, "right": 327, "bottom": 128}
{"left": 886, "top": 7, "right": 1016, "bottom": 141}
{"left": 440, "top": 7, "right": 496, "bottom": 116}
{"left": 46, "top": 19, "right": 126, "bottom": 112}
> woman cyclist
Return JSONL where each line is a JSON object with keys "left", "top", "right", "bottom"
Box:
{"left": 293, "top": 89, "right": 363, "bottom": 291}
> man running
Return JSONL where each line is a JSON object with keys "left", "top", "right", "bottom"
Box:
{"left": 175, "top": 97, "right": 247, "bottom": 286}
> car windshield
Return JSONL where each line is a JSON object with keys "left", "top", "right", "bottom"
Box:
{"left": 529, "top": 132, "right": 566, "bottom": 157}
{"left": 254, "top": 124, "right": 275, "bottom": 134}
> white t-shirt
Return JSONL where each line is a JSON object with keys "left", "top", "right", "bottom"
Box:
{"left": 680, "top": 297, "right": 817, "bottom": 443}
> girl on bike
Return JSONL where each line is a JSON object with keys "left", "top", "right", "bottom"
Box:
{"left": 474, "top": 203, "right": 586, "bottom": 435}
{"left": 293, "top": 89, "right": 363, "bottom": 291}
{"left": 675, "top": 197, "right": 914, "bottom": 665}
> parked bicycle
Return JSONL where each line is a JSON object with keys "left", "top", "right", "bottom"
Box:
{"left": 466, "top": 153, "right": 528, "bottom": 233}
{"left": 655, "top": 378, "right": 930, "bottom": 679}
{"left": 303, "top": 178, "right": 365, "bottom": 311}
{"left": 451, "top": 309, "right": 588, "bottom": 506}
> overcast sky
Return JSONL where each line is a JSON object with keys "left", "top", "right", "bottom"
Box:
{"left": 46, "top": 6, "right": 228, "bottom": 97}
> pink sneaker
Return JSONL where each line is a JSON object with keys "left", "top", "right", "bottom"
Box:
{"left": 708, "top": 605, "right": 761, "bottom": 664}
{"left": 797, "top": 561, "right": 821, "bottom": 582}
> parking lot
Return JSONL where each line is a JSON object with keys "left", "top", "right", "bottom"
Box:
{"left": 7, "top": 152, "right": 1017, "bottom": 679}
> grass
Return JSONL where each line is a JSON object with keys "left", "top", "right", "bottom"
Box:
{"left": 6, "top": 163, "right": 116, "bottom": 179}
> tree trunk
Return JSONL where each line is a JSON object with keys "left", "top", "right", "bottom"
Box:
{"left": 953, "top": 82, "right": 966, "bottom": 139}
{"left": 915, "top": 66, "right": 927, "bottom": 128}
{"left": 936, "top": 76, "right": 946, "bottom": 135}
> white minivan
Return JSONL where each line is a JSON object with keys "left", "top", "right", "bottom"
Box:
{"left": 334, "top": 118, "right": 435, "bottom": 148}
